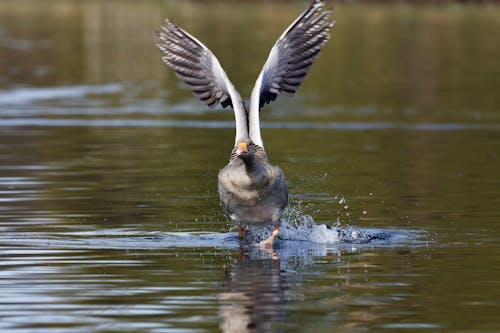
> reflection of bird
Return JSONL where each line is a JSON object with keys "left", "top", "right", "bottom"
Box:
{"left": 218, "top": 247, "right": 286, "bottom": 332}
{"left": 157, "top": 0, "right": 334, "bottom": 245}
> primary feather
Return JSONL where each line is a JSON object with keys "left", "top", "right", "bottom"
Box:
{"left": 157, "top": 19, "right": 235, "bottom": 109}
{"left": 250, "top": 0, "right": 335, "bottom": 110}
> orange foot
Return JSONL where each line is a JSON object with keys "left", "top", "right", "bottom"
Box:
{"left": 260, "top": 227, "right": 279, "bottom": 248}
{"left": 238, "top": 225, "right": 246, "bottom": 240}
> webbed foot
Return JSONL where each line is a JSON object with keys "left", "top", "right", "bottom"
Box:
{"left": 260, "top": 226, "right": 279, "bottom": 248}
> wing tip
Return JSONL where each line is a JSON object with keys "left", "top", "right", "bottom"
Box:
{"left": 252, "top": 0, "right": 335, "bottom": 111}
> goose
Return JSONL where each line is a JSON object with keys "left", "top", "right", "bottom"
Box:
{"left": 157, "top": 0, "right": 334, "bottom": 246}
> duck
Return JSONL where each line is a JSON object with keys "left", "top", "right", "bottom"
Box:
{"left": 156, "top": 0, "right": 334, "bottom": 246}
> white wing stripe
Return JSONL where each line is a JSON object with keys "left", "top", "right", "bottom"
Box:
{"left": 248, "top": 0, "right": 334, "bottom": 146}
{"left": 157, "top": 19, "right": 249, "bottom": 142}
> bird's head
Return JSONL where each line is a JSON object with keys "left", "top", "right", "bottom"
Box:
{"left": 236, "top": 140, "right": 254, "bottom": 161}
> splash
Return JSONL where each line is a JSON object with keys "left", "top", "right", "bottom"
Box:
{"left": 243, "top": 204, "right": 391, "bottom": 245}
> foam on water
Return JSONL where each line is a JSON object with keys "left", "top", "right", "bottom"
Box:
{"left": 243, "top": 212, "right": 392, "bottom": 246}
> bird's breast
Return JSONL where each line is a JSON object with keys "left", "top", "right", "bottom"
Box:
{"left": 223, "top": 160, "right": 269, "bottom": 189}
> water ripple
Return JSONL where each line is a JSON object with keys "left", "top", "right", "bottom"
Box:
{"left": 0, "top": 84, "right": 123, "bottom": 105}
{"left": 0, "top": 223, "right": 424, "bottom": 252}
{"left": 1, "top": 118, "right": 499, "bottom": 131}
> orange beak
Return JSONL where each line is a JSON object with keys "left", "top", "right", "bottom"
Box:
{"left": 236, "top": 142, "right": 249, "bottom": 156}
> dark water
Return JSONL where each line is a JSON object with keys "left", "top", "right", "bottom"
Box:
{"left": 1, "top": 1, "right": 500, "bottom": 332}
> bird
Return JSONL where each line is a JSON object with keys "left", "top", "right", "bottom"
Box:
{"left": 156, "top": 0, "right": 334, "bottom": 246}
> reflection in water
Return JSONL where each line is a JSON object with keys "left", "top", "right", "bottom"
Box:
{"left": 217, "top": 240, "right": 403, "bottom": 332}
{"left": 218, "top": 241, "right": 335, "bottom": 333}
{"left": 218, "top": 247, "right": 286, "bottom": 332}
{"left": 0, "top": 231, "right": 431, "bottom": 332}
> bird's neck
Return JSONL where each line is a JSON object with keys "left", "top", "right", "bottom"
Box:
{"left": 242, "top": 158, "right": 270, "bottom": 187}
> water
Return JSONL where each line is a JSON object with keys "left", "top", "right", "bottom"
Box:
{"left": 1, "top": 1, "right": 500, "bottom": 332}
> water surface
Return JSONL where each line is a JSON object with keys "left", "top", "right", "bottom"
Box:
{"left": 1, "top": 1, "right": 500, "bottom": 332}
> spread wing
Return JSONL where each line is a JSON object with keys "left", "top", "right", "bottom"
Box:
{"left": 250, "top": 0, "right": 334, "bottom": 111}
{"left": 156, "top": 19, "right": 236, "bottom": 109}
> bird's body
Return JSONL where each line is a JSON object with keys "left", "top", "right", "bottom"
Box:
{"left": 156, "top": 0, "right": 334, "bottom": 245}
{"left": 218, "top": 142, "right": 288, "bottom": 226}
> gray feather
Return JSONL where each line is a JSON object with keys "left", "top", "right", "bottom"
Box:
{"left": 156, "top": 20, "right": 234, "bottom": 109}
{"left": 253, "top": 0, "right": 335, "bottom": 109}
